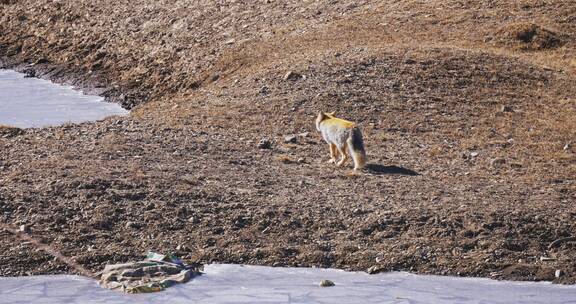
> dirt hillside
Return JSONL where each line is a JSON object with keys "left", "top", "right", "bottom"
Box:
{"left": 1, "top": 0, "right": 575, "bottom": 283}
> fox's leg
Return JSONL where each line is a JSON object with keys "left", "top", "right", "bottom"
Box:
{"left": 336, "top": 144, "right": 349, "bottom": 166}
{"left": 328, "top": 143, "right": 338, "bottom": 163}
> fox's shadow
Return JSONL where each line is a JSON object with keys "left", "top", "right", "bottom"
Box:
{"left": 364, "top": 163, "right": 419, "bottom": 176}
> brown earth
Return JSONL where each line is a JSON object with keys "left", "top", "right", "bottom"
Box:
{"left": 1, "top": 0, "right": 575, "bottom": 283}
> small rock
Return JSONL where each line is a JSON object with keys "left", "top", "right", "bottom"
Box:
{"left": 225, "top": 39, "right": 236, "bottom": 45}
{"left": 563, "top": 143, "right": 570, "bottom": 151}
{"left": 501, "top": 105, "right": 514, "bottom": 112}
{"left": 367, "top": 266, "right": 381, "bottom": 274}
{"left": 177, "top": 206, "right": 188, "bottom": 217}
{"left": 258, "top": 86, "right": 269, "bottom": 95}
{"left": 19, "top": 225, "right": 30, "bottom": 233}
{"left": 491, "top": 158, "right": 506, "bottom": 167}
{"left": 258, "top": 138, "right": 272, "bottom": 149}
{"left": 555, "top": 269, "right": 563, "bottom": 278}
{"left": 23, "top": 69, "right": 36, "bottom": 78}
{"left": 319, "top": 279, "right": 335, "bottom": 287}
{"left": 297, "top": 157, "right": 305, "bottom": 163}
{"left": 91, "top": 218, "right": 112, "bottom": 230}
{"left": 32, "top": 58, "right": 49, "bottom": 65}
{"left": 125, "top": 221, "right": 139, "bottom": 229}
{"left": 283, "top": 71, "right": 301, "bottom": 81}
{"left": 284, "top": 135, "right": 297, "bottom": 143}
{"left": 298, "top": 132, "right": 309, "bottom": 138}
{"left": 277, "top": 155, "right": 293, "bottom": 163}
{"left": 404, "top": 58, "right": 416, "bottom": 64}
{"left": 540, "top": 256, "right": 556, "bottom": 262}
{"left": 176, "top": 244, "right": 189, "bottom": 251}
{"left": 470, "top": 151, "right": 479, "bottom": 157}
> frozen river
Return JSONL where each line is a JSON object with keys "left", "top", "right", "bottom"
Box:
{"left": 0, "top": 69, "right": 127, "bottom": 128}
{"left": 1, "top": 264, "right": 575, "bottom": 304}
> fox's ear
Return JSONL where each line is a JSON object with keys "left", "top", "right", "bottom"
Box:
{"left": 318, "top": 112, "right": 326, "bottom": 119}
{"left": 328, "top": 111, "right": 335, "bottom": 116}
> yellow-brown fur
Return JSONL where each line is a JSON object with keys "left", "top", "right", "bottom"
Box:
{"left": 315, "top": 112, "right": 366, "bottom": 171}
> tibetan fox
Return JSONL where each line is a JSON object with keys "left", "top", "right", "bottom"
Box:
{"left": 315, "top": 112, "right": 366, "bottom": 171}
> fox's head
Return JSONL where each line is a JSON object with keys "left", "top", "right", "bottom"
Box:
{"left": 315, "top": 112, "right": 335, "bottom": 131}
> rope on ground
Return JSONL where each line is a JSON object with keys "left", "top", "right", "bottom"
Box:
{"left": 0, "top": 222, "right": 96, "bottom": 278}
{"left": 548, "top": 236, "right": 576, "bottom": 249}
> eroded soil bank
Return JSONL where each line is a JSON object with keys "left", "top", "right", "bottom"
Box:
{"left": 1, "top": 0, "right": 575, "bottom": 283}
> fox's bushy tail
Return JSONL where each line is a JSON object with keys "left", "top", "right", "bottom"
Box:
{"left": 348, "top": 127, "right": 366, "bottom": 170}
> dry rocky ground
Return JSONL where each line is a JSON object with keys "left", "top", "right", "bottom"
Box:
{"left": 1, "top": 0, "right": 575, "bottom": 283}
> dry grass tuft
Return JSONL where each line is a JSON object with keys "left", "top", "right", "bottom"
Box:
{"left": 494, "top": 22, "right": 565, "bottom": 51}
{"left": 0, "top": 125, "right": 23, "bottom": 138}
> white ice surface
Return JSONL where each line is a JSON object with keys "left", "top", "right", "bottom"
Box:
{"left": 0, "top": 69, "right": 128, "bottom": 128}
{"left": 0, "top": 264, "right": 575, "bottom": 304}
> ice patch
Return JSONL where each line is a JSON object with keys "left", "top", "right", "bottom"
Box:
{"left": 0, "top": 69, "right": 128, "bottom": 128}
{"left": 0, "top": 264, "right": 575, "bottom": 304}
